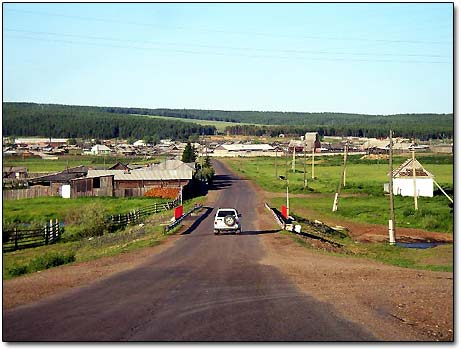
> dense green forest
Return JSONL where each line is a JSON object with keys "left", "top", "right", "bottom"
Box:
{"left": 2, "top": 103, "right": 215, "bottom": 140}
{"left": 2, "top": 102, "right": 453, "bottom": 140}
{"left": 102, "top": 106, "right": 454, "bottom": 139}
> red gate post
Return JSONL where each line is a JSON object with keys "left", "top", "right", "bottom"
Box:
{"left": 174, "top": 206, "right": 183, "bottom": 220}
{"left": 281, "top": 205, "right": 287, "bottom": 219}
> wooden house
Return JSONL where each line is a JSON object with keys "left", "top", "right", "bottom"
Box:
{"left": 385, "top": 158, "right": 434, "bottom": 197}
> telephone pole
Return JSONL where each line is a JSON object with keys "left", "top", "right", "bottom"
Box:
{"left": 311, "top": 147, "right": 315, "bottom": 179}
{"left": 412, "top": 140, "right": 418, "bottom": 210}
{"left": 388, "top": 130, "right": 396, "bottom": 245}
{"left": 303, "top": 146, "right": 307, "bottom": 189}
{"left": 343, "top": 142, "right": 348, "bottom": 187}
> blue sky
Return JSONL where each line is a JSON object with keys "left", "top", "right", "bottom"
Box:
{"left": 3, "top": 3, "right": 453, "bottom": 114}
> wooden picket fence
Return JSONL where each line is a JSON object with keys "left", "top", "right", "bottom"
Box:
{"left": 3, "top": 219, "right": 61, "bottom": 252}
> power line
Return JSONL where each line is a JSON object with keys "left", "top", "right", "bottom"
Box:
{"left": 4, "top": 7, "right": 452, "bottom": 45}
{"left": 4, "top": 28, "right": 450, "bottom": 59}
{"left": 4, "top": 34, "right": 451, "bottom": 64}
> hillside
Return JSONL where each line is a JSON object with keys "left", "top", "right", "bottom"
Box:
{"left": 2, "top": 102, "right": 453, "bottom": 140}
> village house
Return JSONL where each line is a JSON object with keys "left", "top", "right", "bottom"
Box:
{"left": 90, "top": 144, "right": 112, "bottom": 155}
{"left": 213, "top": 143, "right": 274, "bottom": 157}
{"left": 384, "top": 158, "right": 434, "bottom": 197}
{"left": 14, "top": 137, "right": 69, "bottom": 148}
{"left": 3, "top": 166, "right": 28, "bottom": 180}
{"left": 287, "top": 132, "right": 321, "bottom": 153}
{"left": 70, "top": 159, "right": 195, "bottom": 198}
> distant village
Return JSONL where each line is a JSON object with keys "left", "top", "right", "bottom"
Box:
{"left": 2, "top": 133, "right": 453, "bottom": 201}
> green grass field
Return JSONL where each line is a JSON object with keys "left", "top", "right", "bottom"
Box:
{"left": 3, "top": 155, "right": 158, "bottom": 173}
{"left": 142, "top": 114, "right": 259, "bottom": 132}
{"left": 223, "top": 154, "right": 453, "bottom": 233}
{"left": 3, "top": 196, "right": 206, "bottom": 279}
{"left": 3, "top": 196, "right": 168, "bottom": 225}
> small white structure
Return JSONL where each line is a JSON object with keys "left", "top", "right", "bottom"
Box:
{"left": 385, "top": 158, "right": 434, "bottom": 197}
{"left": 61, "top": 184, "right": 71, "bottom": 199}
{"left": 90, "top": 144, "right": 111, "bottom": 155}
{"left": 133, "top": 140, "right": 146, "bottom": 147}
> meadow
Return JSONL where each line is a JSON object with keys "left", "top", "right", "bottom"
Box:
{"left": 3, "top": 196, "right": 206, "bottom": 279}
{"left": 223, "top": 153, "right": 453, "bottom": 234}
{"left": 2, "top": 196, "right": 168, "bottom": 225}
{"left": 143, "top": 114, "right": 259, "bottom": 132}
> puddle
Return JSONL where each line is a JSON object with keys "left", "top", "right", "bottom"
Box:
{"left": 395, "top": 242, "right": 448, "bottom": 249}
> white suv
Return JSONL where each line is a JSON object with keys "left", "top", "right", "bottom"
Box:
{"left": 214, "top": 208, "right": 241, "bottom": 235}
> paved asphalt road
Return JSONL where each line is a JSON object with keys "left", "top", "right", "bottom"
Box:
{"left": 3, "top": 160, "right": 375, "bottom": 342}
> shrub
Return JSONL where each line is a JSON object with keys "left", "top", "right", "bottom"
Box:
{"left": 63, "top": 203, "right": 109, "bottom": 240}
{"left": 29, "top": 251, "right": 76, "bottom": 272}
{"left": 7, "top": 264, "right": 29, "bottom": 277}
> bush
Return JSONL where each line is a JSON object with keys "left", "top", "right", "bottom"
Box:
{"left": 7, "top": 264, "right": 29, "bottom": 277}
{"left": 29, "top": 251, "right": 76, "bottom": 272}
{"left": 63, "top": 203, "right": 109, "bottom": 240}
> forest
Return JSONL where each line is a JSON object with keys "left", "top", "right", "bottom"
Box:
{"left": 100, "top": 105, "right": 454, "bottom": 139}
{"left": 3, "top": 102, "right": 453, "bottom": 140}
{"left": 3, "top": 103, "right": 216, "bottom": 141}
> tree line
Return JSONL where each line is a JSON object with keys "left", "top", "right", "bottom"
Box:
{"left": 102, "top": 106, "right": 453, "bottom": 139}
{"left": 3, "top": 102, "right": 453, "bottom": 140}
{"left": 3, "top": 103, "right": 216, "bottom": 140}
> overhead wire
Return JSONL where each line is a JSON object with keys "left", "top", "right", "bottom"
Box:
{"left": 4, "top": 34, "right": 451, "bottom": 64}
{"left": 4, "top": 28, "right": 450, "bottom": 59}
{"left": 4, "top": 7, "right": 453, "bottom": 45}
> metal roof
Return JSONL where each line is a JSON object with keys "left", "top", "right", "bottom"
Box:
{"left": 218, "top": 144, "right": 274, "bottom": 151}
{"left": 87, "top": 168, "right": 193, "bottom": 181}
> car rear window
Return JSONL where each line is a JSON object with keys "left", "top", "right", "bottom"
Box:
{"left": 217, "top": 210, "right": 236, "bottom": 217}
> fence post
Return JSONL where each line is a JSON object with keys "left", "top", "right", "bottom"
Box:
{"left": 14, "top": 227, "right": 18, "bottom": 251}
{"left": 45, "top": 223, "right": 49, "bottom": 245}
{"left": 55, "top": 218, "right": 59, "bottom": 241}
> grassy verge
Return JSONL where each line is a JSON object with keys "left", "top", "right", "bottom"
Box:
{"left": 283, "top": 231, "right": 453, "bottom": 272}
{"left": 271, "top": 195, "right": 453, "bottom": 234}
{"left": 3, "top": 196, "right": 206, "bottom": 280}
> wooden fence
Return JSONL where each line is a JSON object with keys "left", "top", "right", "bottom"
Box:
{"left": 107, "top": 198, "right": 180, "bottom": 230}
{"left": 3, "top": 186, "right": 54, "bottom": 200}
{"left": 3, "top": 219, "right": 61, "bottom": 252}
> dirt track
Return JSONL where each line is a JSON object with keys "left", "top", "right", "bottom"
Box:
{"left": 2, "top": 160, "right": 453, "bottom": 341}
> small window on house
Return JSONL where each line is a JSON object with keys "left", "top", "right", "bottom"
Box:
{"left": 93, "top": 177, "right": 101, "bottom": 188}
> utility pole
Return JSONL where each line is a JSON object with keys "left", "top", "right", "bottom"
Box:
{"left": 303, "top": 146, "right": 307, "bottom": 189}
{"left": 332, "top": 143, "right": 347, "bottom": 212}
{"left": 343, "top": 143, "right": 348, "bottom": 187}
{"left": 412, "top": 140, "right": 418, "bottom": 210}
{"left": 275, "top": 148, "right": 278, "bottom": 179}
{"left": 286, "top": 178, "right": 290, "bottom": 217}
{"left": 311, "top": 147, "right": 315, "bottom": 179}
{"left": 285, "top": 148, "right": 288, "bottom": 179}
{"left": 292, "top": 146, "right": 296, "bottom": 172}
{"left": 388, "top": 130, "right": 396, "bottom": 245}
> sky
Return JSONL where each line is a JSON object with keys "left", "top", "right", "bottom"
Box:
{"left": 3, "top": 2, "right": 454, "bottom": 115}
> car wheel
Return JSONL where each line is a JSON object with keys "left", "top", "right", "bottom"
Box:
{"left": 224, "top": 215, "right": 236, "bottom": 227}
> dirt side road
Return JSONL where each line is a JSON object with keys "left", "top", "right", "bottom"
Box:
{"left": 3, "top": 160, "right": 453, "bottom": 341}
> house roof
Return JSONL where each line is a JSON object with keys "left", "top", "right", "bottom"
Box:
{"left": 86, "top": 168, "right": 193, "bottom": 181}
{"left": 3, "top": 166, "right": 27, "bottom": 173}
{"left": 91, "top": 144, "right": 111, "bottom": 151}
{"left": 149, "top": 159, "right": 195, "bottom": 171}
{"left": 391, "top": 158, "right": 433, "bottom": 178}
{"left": 217, "top": 144, "right": 274, "bottom": 152}
{"left": 29, "top": 166, "right": 88, "bottom": 183}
